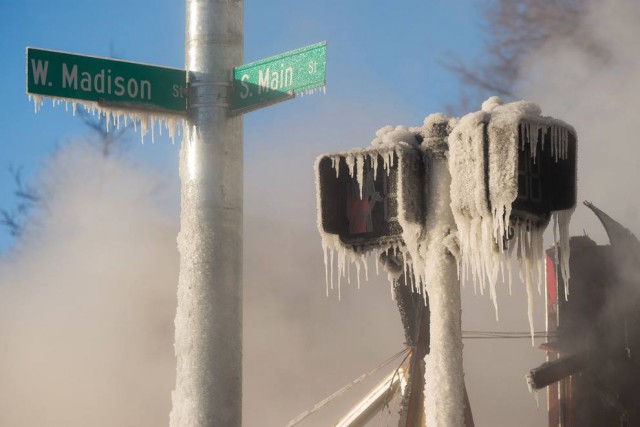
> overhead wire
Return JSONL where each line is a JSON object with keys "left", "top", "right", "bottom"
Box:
{"left": 462, "top": 330, "right": 555, "bottom": 339}
{"left": 285, "top": 347, "right": 410, "bottom": 427}
{"left": 375, "top": 350, "right": 411, "bottom": 427}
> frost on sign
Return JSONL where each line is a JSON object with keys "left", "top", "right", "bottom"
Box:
{"left": 231, "top": 41, "right": 327, "bottom": 114}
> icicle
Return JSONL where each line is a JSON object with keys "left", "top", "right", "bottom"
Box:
{"left": 323, "top": 244, "right": 330, "bottom": 297}
{"left": 331, "top": 156, "right": 340, "bottom": 178}
{"left": 554, "top": 208, "right": 574, "bottom": 297}
{"left": 362, "top": 254, "right": 369, "bottom": 281}
{"left": 330, "top": 247, "right": 335, "bottom": 291}
{"left": 402, "top": 251, "right": 409, "bottom": 291}
{"left": 356, "top": 153, "right": 365, "bottom": 198}
{"left": 389, "top": 278, "right": 395, "bottom": 299}
{"left": 337, "top": 252, "right": 343, "bottom": 300}
{"left": 29, "top": 94, "right": 44, "bottom": 112}
{"left": 345, "top": 155, "right": 355, "bottom": 178}
{"left": 530, "top": 122, "right": 539, "bottom": 163}
{"left": 371, "top": 152, "right": 379, "bottom": 181}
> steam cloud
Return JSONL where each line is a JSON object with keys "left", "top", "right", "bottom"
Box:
{"left": 0, "top": 143, "right": 178, "bottom": 426}
{"left": 517, "top": 0, "right": 640, "bottom": 242}
{"left": 0, "top": 134, "right": 405, "bottom": 426}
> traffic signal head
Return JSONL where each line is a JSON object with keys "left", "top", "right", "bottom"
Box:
{"left": 449, "top": 100, "right": 577, "bottom": 230}
{"left": 315, "top": 143, "right": 425, "bottom": 253}
{"left": 500, "top": 116, "right": 577, "bottom": 226}
{"left": 448, "top": 99, "right": 577, "bottom": 326}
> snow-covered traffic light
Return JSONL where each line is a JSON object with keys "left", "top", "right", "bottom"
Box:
{"left": 315, "top": 143, "right": 424, "bottom": 252}
{"left": 448, "top": 99, "right": 577, "bottom": 335}
{"left": 449, "top": 98, "right": 577, "bottom": 230}
{"left": 509, "top": 117, "right": 577, "bottom": 225}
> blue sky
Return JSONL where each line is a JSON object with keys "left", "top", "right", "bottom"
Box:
{"left": 1, "top": 0, "right": 484, "bottom": 252}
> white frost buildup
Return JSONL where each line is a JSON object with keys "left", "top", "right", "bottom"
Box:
{"left": 448, "top": 97, "right": 575, "bottom": 337}
{"left": 28, "top": 94, "right": 184, "bottom": 143}
{"left": 315, "top": 102, "right": 576, "bottom": 425}
{"left": 315, "top": 123, "right": 430, "bottom": 299}
{"left": 420, "top": 154, "right": 464, "bottom": 427}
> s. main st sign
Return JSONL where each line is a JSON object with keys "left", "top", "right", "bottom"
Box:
{"left": 230, "top": 41, "right": 327, "bottom": 114}
{"left": 26, "top": 48, "right": 187, "bottom": 114}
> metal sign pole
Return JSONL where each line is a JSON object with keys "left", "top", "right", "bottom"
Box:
{"left": 171, "top": 1, "right": 244, "bottom": 426}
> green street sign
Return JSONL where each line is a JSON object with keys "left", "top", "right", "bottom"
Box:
{"left": 26, "top": 48, "right": 187, "bottom": 115}
{"left": 231, "top": 41, "right": 326, "bottom": 114}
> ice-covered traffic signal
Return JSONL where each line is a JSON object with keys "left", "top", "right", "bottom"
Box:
{"left": 449, "top": 101, "right": 577, "bottom": 230}
{"left": 315, "top": 144, "right": 424, "bottom": 252}
{"left": 510, "top": 118, "right": 577, "bottom": 224}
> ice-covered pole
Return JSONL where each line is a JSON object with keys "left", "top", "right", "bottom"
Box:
{"left": 171, "top": 1, "right": 243, "bottom": 426}
{"left": 421, "top": 119, "right": 465, "bottom": 427}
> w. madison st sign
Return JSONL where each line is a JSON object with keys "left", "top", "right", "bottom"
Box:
{"left": 26, "top": 48, "right": 187, "bottom": 114}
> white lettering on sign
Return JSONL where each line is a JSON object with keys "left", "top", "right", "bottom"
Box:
{"left": 31, "top": 59, "right": 49, "bottom": 85}
{"left": 60, "top": 63, "right": 152, "bottom": 100}
{"left": 115, "top": 77, "right": 125, "bottom": 96}
{"left": 308, "top": 60, "right": 317, "bottom": 74}
{"left": 62, "top": 63, "right": 76, "bottom": 89}
{"left": 258, "top": 68, "right": 270, "bottom": 94}
{"left": 172, "top": 84, "right": 185, "bottom": 98}
{"left": 257, "top": 65, "right": 294, "bottom": 95}
{"left": 239, "top": 74, "right": 250, "bottom": 99}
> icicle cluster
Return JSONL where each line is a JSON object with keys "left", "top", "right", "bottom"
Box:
{"left": 316, "top": 137, "right": 420, "bottom": 300}
{"left": 28, "top": 94, "right": 184, "bottom": 143}
{"left": 448, "top": 97, "right": 575, "bottom": 337}
{"left": 296, "top": 86, "right": 326, "bottom": 98}
{"left": 316, "top": 99, "right": 576, "bottom": 340}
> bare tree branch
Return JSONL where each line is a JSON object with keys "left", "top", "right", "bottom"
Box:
{"left": 0, "top": 166, "right": 41, "bottom": 238}
{"left": 444, "top": 0, "right": 590, "bottom": 111}
{"left": 75, "top": 108, "right": 132, "bottom": 158}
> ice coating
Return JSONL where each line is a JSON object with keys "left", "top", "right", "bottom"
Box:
{"left": 317, "top": 100, "right": 575, "bottom": 336}
{"left": 448, "top": 97, "right": 575, "bottom": 337}
{"left": 421, "top": 153, "right": 464, "bottom": 427}
{"left": 370, "top": 125, "right": 422, "bottom": 147}
{"left": 315, "top": 103, "right": 575, "bottom": 425}
{"left": 314, "top": 120, "right": 432, "bottom": 299}
{"left": 28, "top": 94, "right": 184, "bottom": 143}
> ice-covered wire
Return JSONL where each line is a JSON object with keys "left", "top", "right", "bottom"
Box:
{"left": 285, "top": 347, "right": 410, "bottom": 427}
{"left": 462, "top": 330, "right": 553, "bottom": 339}
{"left": 375, "top": 351, "right": 411, "bottom": 426}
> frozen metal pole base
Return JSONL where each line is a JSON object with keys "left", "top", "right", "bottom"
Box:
{"left": 421, "top": 125, "right": 465, "bottom": 427}
{"left": 171, "top": 1, "right": 243, "bottom": 426}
